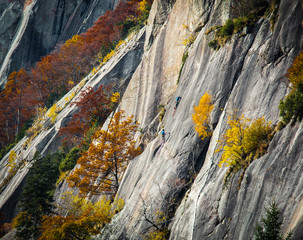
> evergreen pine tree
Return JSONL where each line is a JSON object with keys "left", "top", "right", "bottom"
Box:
{"left": 254, "top": 202, "right": 292, "bottom": 240}
{"left": 13, "top": 153, "right": 64, "bottom": 240}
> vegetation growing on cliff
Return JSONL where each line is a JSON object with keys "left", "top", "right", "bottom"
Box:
{"left": 12, "top": 153, "right": 64, "bottom": 240}
{"left": 39, "top": 193, "right": 124, "bottom": 240}
{"left": 216, "top": 112, "right": 273, "bottom": 187}
{"left": 192, "top": 92, "right": 214, "bottom": 140}
{"left": 59, "top": 85, "right": 113, "bottom": 148}
{"left": 279, "top": 50, "right": 303, "bottom": 125}
{"left": 11, "top": 109, "right": 140, "bottom": 239}
{"left": 206, "top": 0, "right": 280, "bottom": 50}
{"left": 254, "top": 202, "right": 292, "bottom": 240}
{"left": 67, "top": 110, "right": 142, "bottom": 196}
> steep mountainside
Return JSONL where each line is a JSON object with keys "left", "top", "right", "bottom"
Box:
{"left": 0, "top": 28, "right": 145, "bottom": 224}
{"left": 0, "top": 0, "right": 118, "bottom": 88}
{"left": 0, "top": 0, "right": 303, "bottom": 239}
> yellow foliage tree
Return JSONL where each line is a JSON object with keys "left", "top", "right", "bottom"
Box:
{"left": 7, "top": 150, "right": 17, "bottom": 174}
{"left": 39, "top": 192, "right": 124, "bottom": 240}
{"left": 137, "top": 0, "right": 151, "bottom": 24}
{"left": 47, "top": 103, "right": 59, "bottom": 124}
{"left": 67, "top": 110, "right": 142, "bottom": 196}
{"left": 110, "top": 92, "right": 120, "bottom": 103}
{"left": 144, "top": 230, "right": 169, "bottom": 240}
{"left": 103, "top": 49, "right": 115, "bottom": 63}
{"left": 217, "top": 113, "right": 273, "bottom": 171}
{"left": 26, "top": 107, "right": 47, "bottom": 138}
{"left": 192, "top": 92, "right": 214, "bottom": 140}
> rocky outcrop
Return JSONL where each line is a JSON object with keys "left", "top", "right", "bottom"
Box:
{"left": 0, "top": 0, "right": 24, "bottom": 74}
{"left": 0, "top": 0, "right": 119, "bottom": 88}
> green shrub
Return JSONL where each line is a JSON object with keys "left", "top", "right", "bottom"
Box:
{"left": 279, "top": 89, "right": 303, "bottom": 124}
{"left": 59, "top": 147, "right": 80, "bottom": 172}
{"left": 220, "top": 19, "right": 234, "bottom": 36}
{"left": 208, "top": 39, "right": 218, "bottom": 49}
{"left": 0, "top": 143, "right": 16, "bottom": 161}
{"left": 206, "top": 0, "right": 274, "bottom": 50}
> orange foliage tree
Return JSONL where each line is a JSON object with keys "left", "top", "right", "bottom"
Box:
{"left": 67, "top": 110, "right": 142, "bottom": 196}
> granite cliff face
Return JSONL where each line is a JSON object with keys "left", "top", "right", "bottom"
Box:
{"left": 0, "top": 0, "right": 303, "bottom": 239}
{"left": 98, "top": 0, "right": 303, "bottom": 239}
{"left": 0, "top": 0, "right": 119, "bottom": 87}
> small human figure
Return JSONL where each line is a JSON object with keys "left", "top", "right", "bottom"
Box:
{"left": 161, "top": 128, "right": 166, "bottom": 144}
{"left": 174, "top": 96, "right": 182, "bottom": 110}
{"left": 173, "top": 96, "right": 182, "bottom": 116}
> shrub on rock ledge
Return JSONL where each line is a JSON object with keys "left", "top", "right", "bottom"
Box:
{"left": 216, "top": 113, "right": 273, "bottom": 187}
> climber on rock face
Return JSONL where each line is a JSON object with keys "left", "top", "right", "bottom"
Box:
{"left": 173, "top": 96, "right": 182, "bottom": 116}
{"left": 161, "top": 128, "right": 166, "bottom": 144}
{"left": 174, "top": 96, "right": 182, "bottom": 109}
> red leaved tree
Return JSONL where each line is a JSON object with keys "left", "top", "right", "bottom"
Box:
{"left": 59, "top": 85, "right": 113, "bottom": 147}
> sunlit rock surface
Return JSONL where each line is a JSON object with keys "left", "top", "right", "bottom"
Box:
{"left": 98, "top": 0, "right": 303, "bottom": 239}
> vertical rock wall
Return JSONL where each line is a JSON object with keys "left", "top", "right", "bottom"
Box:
{"left": 98, "top": 0, "right": 303, "bottom": 239}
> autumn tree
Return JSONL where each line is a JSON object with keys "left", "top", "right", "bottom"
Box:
{"left": 39, "top": 192, "right": 124, "bottom": 240}
{"left": 67, "top": 110, "right": 142, "bottom": 196}
{"left": 216, "top": 112, "right": 273, "bottom": 186}
{"left": 7, "top": 150, "right": 17, "bottom": 174}
{"left": 0, "top": 0, "right": 152, "bottom": 149}
{"left": 192, "top": 92, "right": 214, "bottom": 140}
{"left": 0, "top": 69, "right": 35, "bottom": 147}
{"left": 59, "top": 85, "right": 113, "bottom": 147}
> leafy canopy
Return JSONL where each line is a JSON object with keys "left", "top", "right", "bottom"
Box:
{"left": 59, "top": 85, "right": 113, "bottom": 147}
{"left": 217, "top": 113, "right": 273, "bottom": 171}
{"left": 0, "top": 0, "right": 152, "bottom": 149}
{"left": 192, "top": 92, "right": 214, "bottom": 140}
{"left": 39, "top": 192, "right": 124, "bottom": 240}
{"left": 67, "top": 110, "right": 142, "bottom": 196}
